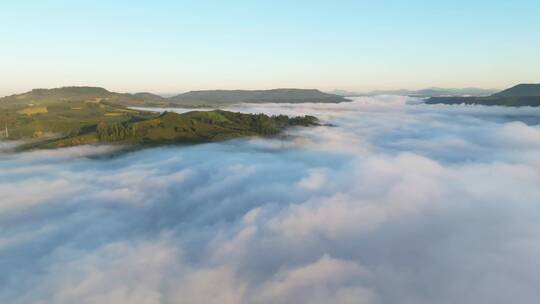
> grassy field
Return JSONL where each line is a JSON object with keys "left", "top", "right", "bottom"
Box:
{"left": 17, "top": 106, "right": 48, "bottom": 115}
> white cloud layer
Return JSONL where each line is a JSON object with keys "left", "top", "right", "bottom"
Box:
{"left": 1, "top": 97, "right": 540, "bottom": 303}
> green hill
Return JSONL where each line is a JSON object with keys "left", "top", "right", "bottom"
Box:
{"left": 425, "top": 83, "right": 540, "bottom": 106}
{"left": 89, "top": 110, "right": 318, "bottom": 146}
{"left": 0, "top": 94, "right": 318, "bottom": 151}
{"left": 169, "top": 89, "right": 349, "bottom": 106}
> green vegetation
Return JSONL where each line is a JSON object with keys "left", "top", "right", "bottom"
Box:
{"left": 90, "top": 110, "right": 317, "bottom": 145}
{"left": 426, "top": 84, "right": 540, "bottom": 106}
{"left": 0, "top": 93, "right": 318, "bottom": 151}
{"left": 0, "top": 98, "right": 155, "bottom": 142}
{"left": 17, "top": 106, "right": 48, "bottom": 115}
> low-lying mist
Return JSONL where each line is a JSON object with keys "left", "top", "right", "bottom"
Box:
{"left": 1, "top": 96, "right": 540, "bottom": 304}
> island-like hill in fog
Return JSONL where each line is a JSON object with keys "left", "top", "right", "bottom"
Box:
{"left": 0, "top": 86, "right": 319, "bottom": 151}
{"left": 425, "top": 84, "right": 540, "bottom": 106}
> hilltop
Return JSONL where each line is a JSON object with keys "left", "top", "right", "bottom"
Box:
{"left": 425, "top": 84, "right": 540, "bottom": 107}
{"left": 169, "top": 89, "right": 349, "bottom": 106}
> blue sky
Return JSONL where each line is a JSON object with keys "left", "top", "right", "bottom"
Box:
{"left": 1, "top": 0, "right": 539, "bottom": 95}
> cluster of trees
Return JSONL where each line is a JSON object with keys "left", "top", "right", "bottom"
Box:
{"left": 96, "top": 122, "right": 137, "bottom": 141}
{"left": 214, "top": 111, "right": 318, "bottom": 135}
{"left": 288, "top": 115, "right": 319, "bottom": 126}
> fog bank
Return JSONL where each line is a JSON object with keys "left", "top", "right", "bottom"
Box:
{"left": 1, "top": 97, "right": 540, "bottom": 303}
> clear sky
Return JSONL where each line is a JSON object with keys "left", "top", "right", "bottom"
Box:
{"left": 1, "top": 0, "right": 539, "bottom": 96}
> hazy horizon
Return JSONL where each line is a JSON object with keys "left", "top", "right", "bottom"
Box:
{"left": 1, "top": 1, "right": 539, "bottom": 96}
{"left": 0, "top": 84, "right": 505, "bottom": 99}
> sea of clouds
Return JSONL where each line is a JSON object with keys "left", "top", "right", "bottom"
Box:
{"left": 1, "top": 96, "right": 540, "bottom": 304}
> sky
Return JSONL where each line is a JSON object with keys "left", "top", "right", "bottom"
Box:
{"left": 1, "top": 0, "right": 539, "bottom": 95}
{"left": 2, "top": 98, "right": 540, "bottom": 303}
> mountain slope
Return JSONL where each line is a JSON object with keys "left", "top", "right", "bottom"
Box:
{"left": 492, "top": 84, "right": 540, "bottom": 97}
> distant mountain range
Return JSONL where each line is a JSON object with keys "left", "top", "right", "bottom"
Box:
{"left": 330, "top": 87, "right": 498, "bottom": 97}
{"left": 426, "top": 84, "right": 540, "bottom": 106}
{"left": 0, "top": 87, "right": 349, "bottom": 108}
{"left": 3, "top": 84, "right": 538, "bottom": 109}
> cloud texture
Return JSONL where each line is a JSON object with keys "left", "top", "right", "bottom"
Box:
{"left": 1, "top": 97, "right": 540, "bottom": 303}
